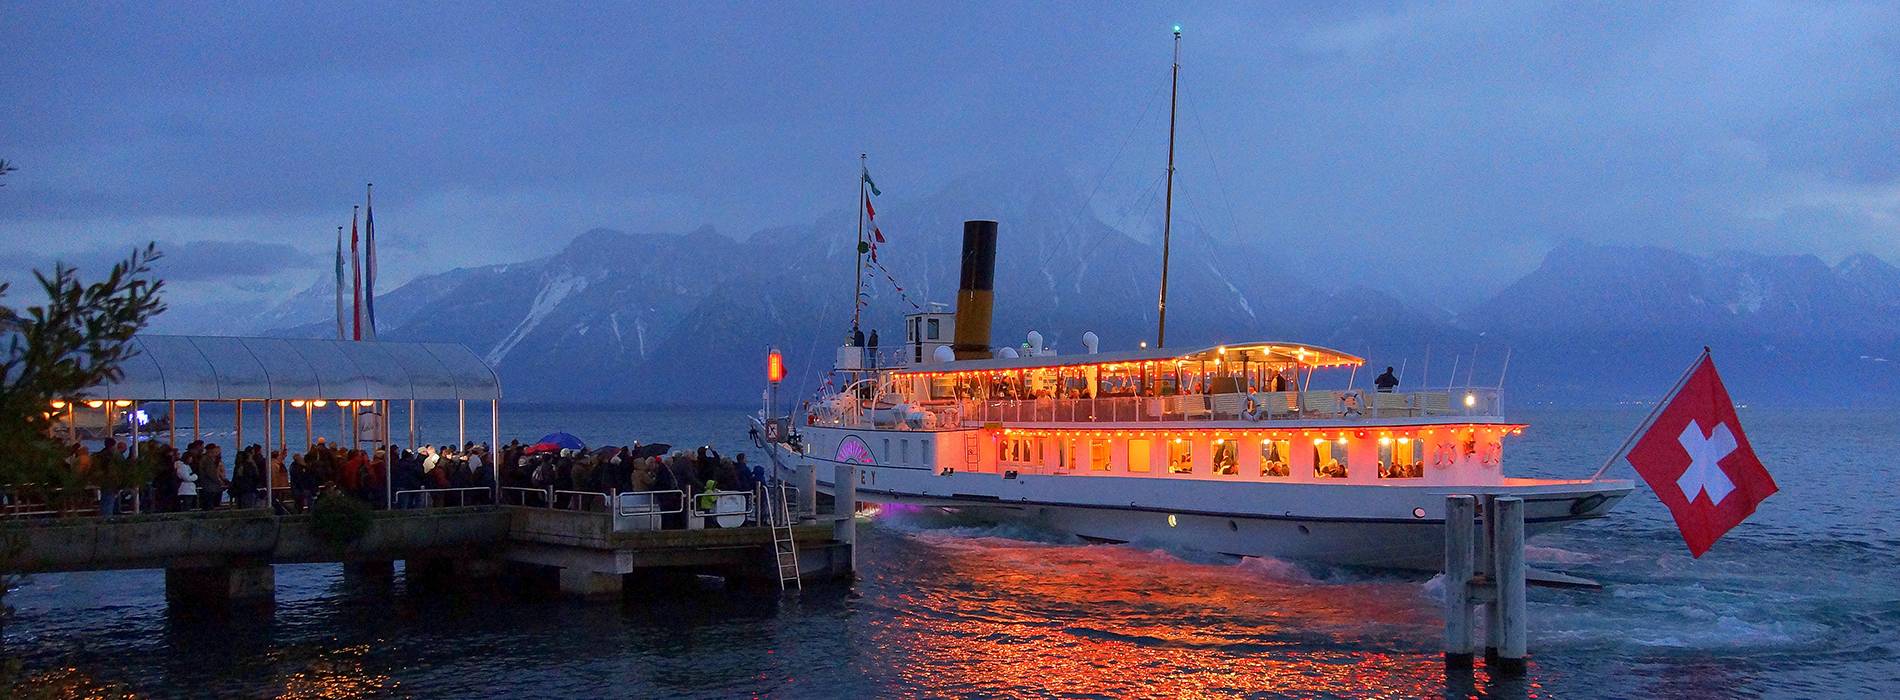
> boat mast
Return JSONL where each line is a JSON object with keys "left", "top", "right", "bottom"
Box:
{"left": 853, "top": 152, "right": 867, "bottom": 339}
{"left": 1156, "top": 26, "right": 1181, "bottom": 348}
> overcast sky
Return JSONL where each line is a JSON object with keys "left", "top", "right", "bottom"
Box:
{"left": 3, "top": 1, "right": 1896, "bottom": 323}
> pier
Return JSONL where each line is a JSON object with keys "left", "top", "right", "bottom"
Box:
{"left": 0, "top": 493, "right": 854, "bottom": 609}
{"left": 7, "top": 334, "right": 856, "bottom": 611}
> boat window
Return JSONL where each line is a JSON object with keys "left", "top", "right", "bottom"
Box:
{"left": 1212, "top": 439, "right": 1237, "bottom": 475}
{"left": 1089, "top": 440, "right": 1111, "bottom": 471}
{"left": 883, "top": 439, "right": 891, "bottom": 464}
{"left": 1055, "top": 438, "right": 1070, "bottom": 471}
{"left": 1128, "top": 439, "right": 1152, "bottom": 473}
{"left": 1313, "top": 438, "right": 1348, "bottom": 479}
{"left": 1167, "top": 438, "right": 1193, "bottom": 474}
{"left": 1260, "top": 439, "right": 1290, "bottom": 477}
{"left": 900, "top": 439, "right": 911, "bottom": 466}
{"left": 999, "top": 437, "right": 1040, "bottom": 465}
{"left": 1377, "top": 437, "right": 1421, "bottom": 478}
{"left": 926, "top": 318, "right": 940, "bottom": 340}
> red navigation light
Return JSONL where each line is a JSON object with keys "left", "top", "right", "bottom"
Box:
{"left": 766, "top": 348, "right": 785, "bottom": 384}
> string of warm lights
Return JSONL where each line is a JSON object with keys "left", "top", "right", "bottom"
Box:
{"left": 995, "top": 425, "right": 1526, "bottom": 440}
{"left": 46, "top": 399, "right": 376, "bottom": 410}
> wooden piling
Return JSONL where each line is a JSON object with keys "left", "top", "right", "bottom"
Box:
{"left": 1443, "top": 495, "right": 1476, "bottom": 668}
{"left": 1480, "top": 493, "right": 1501, "bottom": 661}
{"left": 1493, "top": 496, "right": 1528, "bottom": 674}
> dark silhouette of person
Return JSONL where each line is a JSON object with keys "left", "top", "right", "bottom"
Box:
{"left": 1374, "top": 366, "right": 1399, "bottom": 393}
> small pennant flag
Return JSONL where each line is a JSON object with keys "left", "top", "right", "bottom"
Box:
{"left": 861, "top": 163, "right": 881, "bottom": 197}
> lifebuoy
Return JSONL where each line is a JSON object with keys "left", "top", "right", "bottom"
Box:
{"left": 1432, "top": 441, "right": 1457, "bottom": 468}
{"left": 1478, "top": 440, "right": 1502, "bottom": 467}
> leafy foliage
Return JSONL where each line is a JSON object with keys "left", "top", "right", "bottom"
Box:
{"left": 311, "top": 491, "right": 373, "bottom": 546}
{"left": 0, "top": 244, "right": 167, "bottom": 487}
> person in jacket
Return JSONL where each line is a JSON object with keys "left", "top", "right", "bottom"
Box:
{"left": 289, "top": 454, "right": 314, "bottom": 513}
{"left": 196, "top": 444, "right": 225, "bottom": 510}
{"left": 174, "top": 450, "right": 199, "bottom": 510}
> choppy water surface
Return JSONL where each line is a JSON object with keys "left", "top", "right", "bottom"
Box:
{"left": 8, "top": 406, "right": 1898, "bottom": 698}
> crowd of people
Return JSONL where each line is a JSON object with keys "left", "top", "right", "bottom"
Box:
{"left": 496, "top": 444, "right": 763, "bottom": 519}
{"left": 44, "top": 435, "right": 766, "bottom": 521}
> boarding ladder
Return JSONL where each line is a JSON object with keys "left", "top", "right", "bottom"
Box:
{"left": 764, "top": 479, "right": 801, "bottom": 591}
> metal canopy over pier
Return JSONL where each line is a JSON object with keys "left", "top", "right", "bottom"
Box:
{"left": 66, "top": 334, "right": 503, "bottom": 507}
{"left": 88, "top": 334, "right": 499, "bottom": 402}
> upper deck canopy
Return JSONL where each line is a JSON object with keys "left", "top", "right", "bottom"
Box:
{"left": 890, "top": 342, "right": 1363, "bottom": 376}
{"left": 80, "top": 334, "right": 501, "bottom": 402}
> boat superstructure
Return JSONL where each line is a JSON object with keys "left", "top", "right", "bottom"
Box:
{"left": 762, "top": 220, "right": 1633, "bottom": 571}
{"left": 759, "top": 31, "right": 1628, "bottom": 570}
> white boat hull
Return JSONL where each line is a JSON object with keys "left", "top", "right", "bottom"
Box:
{"left": 769, "top": 438, "right": 1630, "bottom": 571}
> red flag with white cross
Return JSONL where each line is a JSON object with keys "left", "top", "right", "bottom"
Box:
{"left": 1624, "top": 351, "right": 1777, "bottom": 557}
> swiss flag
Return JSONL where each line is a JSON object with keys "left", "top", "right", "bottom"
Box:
{"left": 1625, "top": 352, "right": 1777, "bottom": 557}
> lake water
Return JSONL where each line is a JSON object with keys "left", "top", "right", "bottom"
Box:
{"left": 7, "top": 405, "right": 1898, "bottom": 698}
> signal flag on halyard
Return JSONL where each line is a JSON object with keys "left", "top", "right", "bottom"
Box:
{"left": 864, "top": 194, "right": 885, "bottom": 243}
{"left": 1624, "top": 350, "right": 1777, "bottom": 557}
{"left": 363, "top": 184, "right": 378, "bottom": 340}
{"left": 334, "top": 226, "right": 348, "bottom": 340}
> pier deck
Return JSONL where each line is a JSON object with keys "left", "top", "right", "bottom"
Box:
{"left": 0, "top": 504, "right": 853, "bottom": 607}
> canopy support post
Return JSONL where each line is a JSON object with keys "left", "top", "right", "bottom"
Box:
{"left": 384, "top": 400, "right": 394, "bottom": 510}
{"left": 168, "top": 400, "right": 177, "bottom": 447}
{"left": 408, "top": 400, "right": 416, "bottom": 450}
{"left": 457, "top": 400, "right": 466, "bottom": 450}
{"left": 193, "top": 400, "right": 201, "bottom": 442}
{"left": 235, "top": 399, "right": 243, "bottom": 456}
{"left": 490, "top": 399, "right": 501, "bottom": 501}
{"left": 263, "top": 400, "right": 274, "bottom": 513}
{"left": 304, "top": 403, "right": 314, "bottom": 450}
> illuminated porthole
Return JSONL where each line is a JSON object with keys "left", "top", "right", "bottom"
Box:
{"left": 1413, "top": 507, "right": 1427, "bottom": 519}
{"left": 1167, "top": 514, "right": 1178, "bottom": 528}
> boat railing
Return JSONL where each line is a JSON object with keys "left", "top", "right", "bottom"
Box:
{"left": 942, "top": 388, "right": 1501, "bottom": 425}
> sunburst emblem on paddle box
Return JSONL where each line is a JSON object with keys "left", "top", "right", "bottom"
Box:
{"left": 835, "top": 435, "right": 874, "bottom": 465}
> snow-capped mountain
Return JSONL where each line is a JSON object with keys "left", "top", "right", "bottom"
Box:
{"left": 257, "top": 175, "right": 1900, "bottom": 406}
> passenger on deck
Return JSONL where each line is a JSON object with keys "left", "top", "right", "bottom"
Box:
{"left": 1375, "top": 366, "right": 1399, "bottom": 393}
{"left": 1242, "top": 394, "right": 1265, "bottom": 421}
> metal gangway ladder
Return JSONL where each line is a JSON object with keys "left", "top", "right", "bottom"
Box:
{"left": 763, "top": 479, "right": 801, "bottom": 591}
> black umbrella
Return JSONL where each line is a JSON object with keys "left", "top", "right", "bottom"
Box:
{"left": 630, "top": 443, "right": 671, "bottom": 459}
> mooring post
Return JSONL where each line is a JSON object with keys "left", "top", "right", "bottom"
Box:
{"left": 1443, "top": 495, "right": 1477, "bottom": 668}
{"left": 1494, "top": 496, "right": 1528, "bottom": 674}
{"left": 798, "top": 462, "right": 817, "bottom": 520}
{"left": 832, "top": 462, "right": 857, "bottom": 551}
{"left": 1480, "top": 493, "right": 1501, "bottom": 661}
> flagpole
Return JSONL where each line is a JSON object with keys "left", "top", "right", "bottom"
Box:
{"left": 1155, "top": 25, "right": 1181, "bottom": 349}
{"left": 364, "top": 182, "right": 376, "bottom": 341}
{"left": 1588, "top": 347, "right": 1710, "bottom": 481}
{"left": 853, "top": 152, "right": 866, "bottom": 339}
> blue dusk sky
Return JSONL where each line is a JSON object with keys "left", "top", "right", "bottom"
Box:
{"left": 2, "top": 1, "right": 1896, "bottom": 320}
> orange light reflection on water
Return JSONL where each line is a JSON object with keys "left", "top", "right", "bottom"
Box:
{"left": 862, "top": 529, "right": 1496, "bottom": 698}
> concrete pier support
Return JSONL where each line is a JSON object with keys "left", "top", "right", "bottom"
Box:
{"left": 558, "top": 569, "right": 624, "bottom": 600}
{"left": 166, "top": 563, "right": 275, "bottom": 609}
